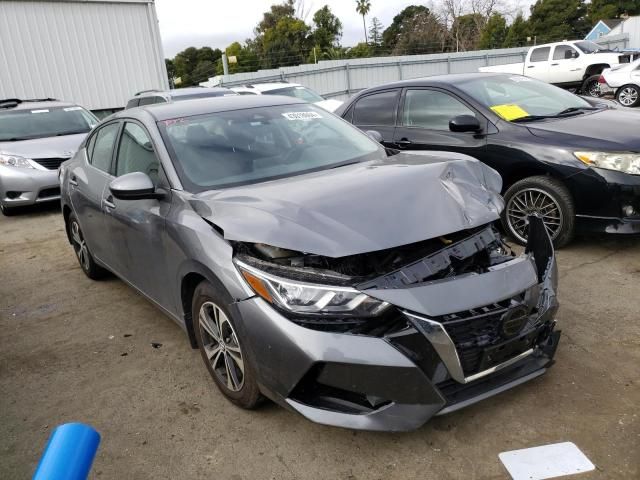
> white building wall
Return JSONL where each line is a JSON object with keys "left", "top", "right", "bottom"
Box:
{"left": 609, "top": 16, "right": 640, "bottom": 48}
{"left": 0, "top": 0, "right": 169, "bottom": 111}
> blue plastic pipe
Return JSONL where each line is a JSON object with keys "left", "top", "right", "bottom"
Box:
{"left": 33, "top": 423, "right": 101, "bottom": 480}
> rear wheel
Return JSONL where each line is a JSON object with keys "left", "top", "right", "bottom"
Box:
{"left": 581, "top": 75, "right": 603, "bottom": 97}
{"left": 193, "top": 280, "right": 262, "bottom": 409}
{"left": 68, "top": 213, "right": 107, "bottom": 279}
{"left": 616, "top": 84, "right": 640, "bottom": 107}
{"left": 502, "top": 176, "right": 575, "bottom": 248}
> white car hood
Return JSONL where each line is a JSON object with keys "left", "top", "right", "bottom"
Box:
{"left": 0, "top": 133, "right": 87, "bottom": 159}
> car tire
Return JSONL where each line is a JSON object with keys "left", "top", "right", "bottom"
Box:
{"left": 1, "top": 204, "right": 17, "bottom": 216}
{"left": 193, "top": 280, "right": 262, "bottom": 409}
{"left": 502, "top": 176, "right": 575, "bottom": 248}
{"left": 581, "top": 75, "right": 603, "bottom": 97}
{"left": 68, "top": 213, "right": 107, "bottom": 279}
{"left": 615, "top": 84, "right": 640, "bottom": 108}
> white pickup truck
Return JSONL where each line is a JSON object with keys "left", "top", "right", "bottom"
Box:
{"left": 479, "top": 40, "right": 632, "bottom": 96}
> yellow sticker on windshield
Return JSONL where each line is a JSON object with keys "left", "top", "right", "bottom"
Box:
{"left": 490, "top": 104, "right": 529, "bottom": 121}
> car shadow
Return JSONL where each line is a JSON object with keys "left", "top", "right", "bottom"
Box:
{"left": 3, "top": 201, "right": 61, "bottom": 218}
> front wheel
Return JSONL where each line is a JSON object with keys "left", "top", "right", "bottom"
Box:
{"left": 616, "top": 84, "right": 640, "bottom": 107}
{"left": 193, "top": 280, "right": 262, "bottom": 409}
{"left": 581, "top": 75, "right": 603, "bottom": 97}
{"left": 68, "top": 213, "right": 107, "bottom": 279}
{"left": 502, "top": 176, "right": 575, "bottom": 248}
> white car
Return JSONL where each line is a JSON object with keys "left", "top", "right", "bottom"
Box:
{"left": 480, "top": 40, "right": 632, "bottom": 96}
{"left": 600, "top": 58, "right": 640, "bottom": 107}
{"left": 230, "top": 83, "right": 343, "bottom": 112}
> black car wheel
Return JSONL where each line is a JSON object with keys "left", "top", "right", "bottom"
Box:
{"left": 193, "top": 280, "right": 262, "bottom": 409}
{"left": 581, "top": 75, "right": 603, "bottom": 97}
{"left": 502, "top": 176, "right": 575, "bottom": 248}
{"left": 616, "top": 84, "right": 640, "bottom": 108}
{"left": 68, "top": 213, "right": 107, "bottom": 279}
{"left": 1, "top": 204, "right": 17, "bottom": 216}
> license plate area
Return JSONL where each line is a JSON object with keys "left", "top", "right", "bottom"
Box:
{"left": 478, "top": 328, "right": 539, "bottom": 371}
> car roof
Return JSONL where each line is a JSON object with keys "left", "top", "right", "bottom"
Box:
{"left": 232, "top": 82, "right": 299, "bottom": 93}
{"left": 135, "top": 87, "right": 232, "bottom": 99}
{"left": 355, "top": 72, "right": 510, "bottom": 94}
{"left": 0, "top": 99, "right": 80, "bottom": 111}
{"left": 115, "top": 95, "right": 307, "bottom": 121}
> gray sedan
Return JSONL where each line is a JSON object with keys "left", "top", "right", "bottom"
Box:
{"left": 0, "top": 98, "right": 97, "bottom": 215}
{"left": 60, "top": 95, "right": 561, "bottom": 431}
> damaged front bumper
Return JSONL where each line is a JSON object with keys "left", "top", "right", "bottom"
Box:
{"left": 234, "top": 217, "right": 560, "bottom": 431}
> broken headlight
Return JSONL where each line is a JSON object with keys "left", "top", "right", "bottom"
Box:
{"left": 235, "top": 260, "right": 390, "bottom": 316}
{"left": 574, "top": 151, "right": 640, "bottom": 175}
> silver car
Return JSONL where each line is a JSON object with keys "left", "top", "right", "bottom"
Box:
{"left": 0, "top": 98, "right": 98, "bottom": 215}
{"left": 60, "top": 96, "right": 561, "bottom": 431}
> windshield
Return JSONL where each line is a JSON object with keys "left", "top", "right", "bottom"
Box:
{"left": 159, "top": 104, "right": 382, "bottom": 192}
{"left": 263, "top": 86, "right": 325, "bottom": 103}
{"left": 0, "top": 106, "right": 98, "bottom": 141}
{"left": 457, "top": 75, "right": 593, "bottom": 120}
{"left": 574, "top": 41, "right": 611, "bottom": 53}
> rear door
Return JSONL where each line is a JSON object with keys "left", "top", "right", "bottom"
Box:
{"left": 526, "top": 46, "right": 552, "bottom": 81}
{"left": 101, "top": 120, "right": 173, "bottom": 310}
{"left": 392, "top": 88, "right": 488, "bottom": 156}
{"left": 348, "top": 89, "right": 400, "bottom": 146}
{"left": 69, "top": 121, "right": 121, "bottom": 264}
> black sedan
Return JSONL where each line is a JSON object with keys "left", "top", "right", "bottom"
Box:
{"left": 336, "top": 73, "right": 640, "bottom": 247}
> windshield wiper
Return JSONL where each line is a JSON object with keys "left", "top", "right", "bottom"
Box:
{"left": 512, "top": 107, "right": 600, "bottom": 123}
{"left": 56, "top": 130, "right": 89, "bottom": 136}
{"left": 556, "top": 106, "right": 599, "bottom": 116}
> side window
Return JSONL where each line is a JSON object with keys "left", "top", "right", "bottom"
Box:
{"left": 126, "top": 99, "right": 139, "bottom": 109}
{"left": 402, "top": 90, "right": 475, "bottom": 130}
{"left": 553, "top": 45, "right": 578, "bottom": 60}
{"left": 115, "top": 122, "right": 160, "bottom": 184}
{"left": 530, "top": 47, "right": 551, "bottom": 62}
{"left": 89, "top": 123, "right": 120, "bottom": 173}
{"left": 138, "top": 96, "right": 158, "bottom": 106}
{"left": 353, "top": 90, "right": 399, "bottom": 126}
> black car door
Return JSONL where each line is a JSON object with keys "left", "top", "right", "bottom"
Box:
{"left": 348, "top": 89, "right": 401, "bottom": 145}
{"left": 392, "top": 88, "right": 489, "bottom": 157}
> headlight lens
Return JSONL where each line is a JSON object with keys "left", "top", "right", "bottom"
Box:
{"left": 574, "top": 151, "right": 640, "bottom": 175}
{"left": 235, "top": 261, "right": 389, "bottom": 317}
{"left": 0, "top": 153, "right": 35, "bottom": 169}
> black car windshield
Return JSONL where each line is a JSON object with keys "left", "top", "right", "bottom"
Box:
{"left": 159, "top": 104, "right": 382, "bottom": 192}
{"left": 574, "top": 41, "right": 611, "bottom": 53}
{"left": 263, "top": 86, "right": 325, "bottom": 103}
{"left": 0, "top": 106, "right": 97, "bottom": 141}
{"left": 457, "top": 75, "right": 594, "bottom": 120}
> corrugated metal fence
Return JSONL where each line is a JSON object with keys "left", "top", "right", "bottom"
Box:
{"left": 203, "top": 35, "right": 631, "bottom": 101}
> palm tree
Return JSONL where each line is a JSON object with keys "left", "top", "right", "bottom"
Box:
{"left": 355, "top": 0, "right": 371, "bottom": 44}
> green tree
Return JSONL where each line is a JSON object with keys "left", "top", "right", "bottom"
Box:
{"left": 392, "top": 9, "right": 447, "bottom": 55}
{"left": 450, "top": 13, "right": 484, "bottom": 51}
{"left": 588, "top": 0, "right": 640, "bottom": 24}
{"left": 528, "top": 0, "right": 589, "bottom": 43}
{"left": 347, "top": 42, "right": 373, "bottom": 58}
{"left": 355, "top": 0, "right": 372, "bottom": 43}
{"left": 215, "top": 41, "right": 260, "bottom": 74}
{"left": 478, "top": 13, "right": 508, "bottom": 49}
{"left": 165, "top": 58, "right": 175, "bottom": 81}
{"left": 382, "top": 5, "right": 431, "bottom": 51}
{"left": 368, "top": 17, "right": 384, "bottom": 49}
{"left": 312, "top": 5, "right": 343, "bottom": 53}
{"left": 262, "top": 16, "right": 312, "bottom": 68}
{"left": 256, "top": 0, "right": 296, "bottom": 34}
{"left": 173, "top": 46, "right": 224, "bottom": 86}
{"left": 503, "top": 13, "right": 531, "bottom": 47}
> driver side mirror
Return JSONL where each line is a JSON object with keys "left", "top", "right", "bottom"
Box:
{"left": 109, "top": 172, "right": 163, "bottom": 200}
{"left": 449, "top": 115, "right": 482, "bottom": 133}
{"left": 365, "top": 130, "right": 384, "bottom": 143}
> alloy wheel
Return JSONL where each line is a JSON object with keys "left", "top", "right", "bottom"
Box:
{"left": 586, "top": 80, "right": 601, "bottom": 97}
{"left": 506, "top": 188, "right": 563, "bottom": 243}
{"left": 618, "top": 87, "right": 639, "bottom": 106}
{"left": 198, "top": 301, "right": 245, "bottom": 392}
{"left": 70, "top": 220, "right": 90, "bottom": 272}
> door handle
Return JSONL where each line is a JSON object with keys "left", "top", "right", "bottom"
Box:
{"left": 396, "top": 138, "right": 413, "bottom": 147}
{"left": 527, "top": 65, "right": 535, "bottom": 68}
{"left": 69, "top": 175, "right": 78, "bottom": 187}
{"left": 103, "top": 196, "right": 116, "bottom": 211}
{"left": 550, "top": 63, "right": 559, "bottom": 66}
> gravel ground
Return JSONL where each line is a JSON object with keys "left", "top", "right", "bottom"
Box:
{"left": 1, "top": 204, "right": 638, "bottom": 479}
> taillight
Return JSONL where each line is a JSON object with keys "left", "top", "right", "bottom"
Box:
{"left": 598, "top": 75, "right": 606, "bottom": 84}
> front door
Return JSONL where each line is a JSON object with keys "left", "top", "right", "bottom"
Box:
{"left": 547, "top": 45, "right": 583, "bottom": 84}
{"left": 392, "top": 88, "right": 488, "bottom": 157}
{"left": 101, "top": 121, "right": 173, "bottom": 311}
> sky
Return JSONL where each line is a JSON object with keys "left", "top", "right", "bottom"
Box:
{"left": 156, "top": 0, "right": 537, "bottom": 58}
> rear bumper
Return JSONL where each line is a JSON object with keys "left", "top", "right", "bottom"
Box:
{"left": 0, "top": 165, "right": 60, "bottom": 207}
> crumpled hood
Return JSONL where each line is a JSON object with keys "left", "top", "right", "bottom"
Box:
{"left": 194, "top": 152, "right": 504, "bottom": 257}
{"left": 527, "top": 109, "right": 640, "bottom": 151}
{"left": 0, "top": 133, "right": 87, "bottom": 159}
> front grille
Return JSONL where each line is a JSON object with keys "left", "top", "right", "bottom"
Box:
{"left": 435, "top": 295, "right": 538, "bottom": 375}
{"left": 34, "top": 157, "right": 69, "bottom": 170}
{"left": 38, "top": 187, "right": 60, "bottom": 199}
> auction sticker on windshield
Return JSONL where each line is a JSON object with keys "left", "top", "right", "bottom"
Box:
{"left": 490, "top": 104, "right": 529, "bottom": 121}
{"left": 282, "top": 112, "right": 322, "bottom": 121}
